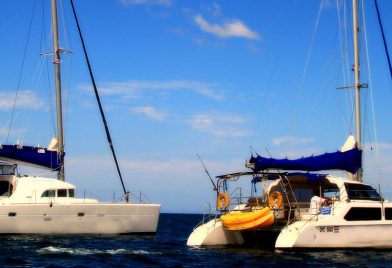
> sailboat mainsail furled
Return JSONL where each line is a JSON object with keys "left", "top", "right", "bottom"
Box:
{"left": 249, "top": 146, "right": 362, "bottom": 174}
{"left": 0, "top": 141, "right": 62, "bottom": 171}
{"left": 0, "top": 0, "right": 160, "bottom": 234}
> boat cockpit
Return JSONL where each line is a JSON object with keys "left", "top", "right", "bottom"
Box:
{"left": 0, "top": 162, "right": 16, "bottom": 198}
{"left": 214, "top": 171, "right": 384, "bottom": 226}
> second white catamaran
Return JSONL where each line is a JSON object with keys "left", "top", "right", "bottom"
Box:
{"left": 188, "top": 0, "right": 392, "bottom": 249}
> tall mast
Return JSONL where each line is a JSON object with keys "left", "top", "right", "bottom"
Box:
{"left": 352, "top": 0, "right": 362, "bottom": 182}
{"left": 51, "top": 0, "right": 65, "bottom": 181}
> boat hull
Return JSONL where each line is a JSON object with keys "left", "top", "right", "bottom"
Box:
{"left": 187, "top": 219, "right": 244, "bottom": 246}
{"left": 276, "top": 219, "right": 392, "bottom": 248}
{"left": 0, "top": 203, "right": 160, "bottom": 234}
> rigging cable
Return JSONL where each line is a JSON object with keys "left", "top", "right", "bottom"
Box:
{"left": 247, "top": 71, "right": 274, "bottom": 160}
{"left": 59, "top": 0, "right": 73, "bottom": 144}
{"left": 337, "top": 0, "right": 354, "bottom": 134}
{"left": 69, "top": 0, "right": 128, "bottom": 200}
{"left": 285, "top": 0, "right": 324, "bottom": 152}
{"left": 362, "top": 0, "right": 381, "bottom": 185}
{"left": 374, "top": 0, "right": 392, "bottom": 79}
{"left": 6, "top": 0, "right": 38, "bottom": 144}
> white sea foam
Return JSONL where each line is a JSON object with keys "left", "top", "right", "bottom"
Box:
{"left": 37, "top": 246, "right": 159, "bottom": 256}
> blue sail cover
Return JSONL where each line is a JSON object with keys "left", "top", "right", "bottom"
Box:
{"left": 0, "top": 145, "right": 63, "bottom": 170}
{"left": 249, "top": 147, "right": 362, "bottom": 174}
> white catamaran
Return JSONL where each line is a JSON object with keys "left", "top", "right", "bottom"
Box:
{"left": 0, "top": 0, "right": 160, "bottom": 234}
{"left": 187, "top": 0, "right": 392, "bottom": 248}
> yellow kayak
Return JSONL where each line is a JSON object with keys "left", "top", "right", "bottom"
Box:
{"left": 220, "top": 207, "right": 274, "bottom": 231}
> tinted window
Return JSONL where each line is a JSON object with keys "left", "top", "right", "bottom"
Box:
{"left": 344, "top": 207, "right": 381, "bottom": 221}
{"left": 41, "top": 190, "right": 55, "bottom": 197}
{"left": 57, "top": 189, "right": 67, "bottom": 197}
{"left": 294, "top": 188, "right": 313, "bottom": 202}
{"left": 345, "top": 183, "right": 381, "bottom": 201}
{"left": 0, "top": 166, "right": 15, "bottom": 175}
{"left": 385, "top": 208, "right": 392, "bottom": 220}
{"left": 0, "top": 181, "right": 10, "bottom": 196}
{"left": 68, "top": 189, "right": 74, "bottom": 198}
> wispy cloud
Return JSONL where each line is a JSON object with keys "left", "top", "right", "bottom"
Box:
{"left": 80, "top": 80, "right": 224, "bottom": 101}
{"left": 371, "top": 143, "right": 392, "bottom": 151}
{"left": 190, "top": 113, "right": 251, "bottom": 137}
{"left": 119, "top": 0, "right": 172, "bottom": 6}
{"left": 272, "top": 135, "right": 315, "bottom": 146}
{"left": 193, "top": 15, "right": 260, "bottom": 40}
{"left": 68, "top": 154, "right": 245, "bottom": 177}
{"left": 132, "top": 106, "right": 166, "bottom": 121}
{"left": 0, "top": 91, "right": 44, "bottom": 110}
{"left": 0, "top": 127, "right": 8, "bottom": 136}
{"left": 321, "top": 0, "right": 334, "bottom": 9}
{"left": 202, "top": 3, "right": 222, "bottom": 17}
{"left": 0, "top": 127, "right": 25, "bottom": 138}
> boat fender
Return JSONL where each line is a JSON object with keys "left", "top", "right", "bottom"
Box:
{"left": 268, "top": 191, "right": 283, "bottom": 208}
{"left": 217, "top": 193, "right": 230, "bottom": 209}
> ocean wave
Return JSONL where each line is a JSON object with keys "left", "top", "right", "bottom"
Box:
{"left": 37, "top": 246, "right": 160, "bottom": 256}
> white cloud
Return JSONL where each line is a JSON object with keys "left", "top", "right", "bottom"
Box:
{"left": 272, "top": 135, "right": 315, "bottom": 146}
{"left": 202, "top": 3, "right": 222, "bottom": 17}
{"left": 0, "top": 127, "right": 26, "bottom": 140}
{"left": 193, "top": 15, "right": 260, "bottom": 40}
{"left": 0, "top": 127, "right": 8, "bottom": 136}
{"left": 80, "top": 80, "right": 224, "bottom": 101}
{"left": 0, "top": 91, "right": 44, "bottom": 110}
{"left": 132, "top": 106, "right": 166, "bottom": 121}
{"left": 321, "top": 0, "right": 334, "bottom": 9}
{"left": 190, "top": 113, "right": 251, "bottom": 137}
{"left": 65, "top": 154, "right": 247, "bottom": 212}
{"left": 67, "top": 154, "right": 245, "bottom": 178}
{"left": 120, "top": 0, "right": 171, "bottom": 6}
{"left": 371, "top": 143, "right": 392, "bottom": 151}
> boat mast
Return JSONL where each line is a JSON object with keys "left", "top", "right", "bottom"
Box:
{"left": 51, "top": 0, "right": 65, "bottom": 181}
{"left": 352, "top": 0, "right": 362, "bottom": 182}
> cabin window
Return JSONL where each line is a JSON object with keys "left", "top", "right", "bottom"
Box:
{"left": 68, "top": 189, "right": 74, "bottom": 198}
{"left": 41, "top": 190, "right": 55, "bottom": 197}
{"left": 344, "top": 207, "right": 381, "bottom": 221}
{"left": 293, "top": 188, "right": 313, "bottom": 202}
{"left": 323, "top": 186, "right": 340, "bottom": 199}
{"left": 57, "top": 189, "right": 67, "bottom": 197}
{"left": 385, "top": 208, "right": 392, "bottom": 220}
{"left": 345, "top": 183, "right": 381, "bottom": 201}
{"left": 0, "top": 181, "right": 12, "bottom": 197}
{"left": 0, "top": 165, "right": 15, "bottom": 175}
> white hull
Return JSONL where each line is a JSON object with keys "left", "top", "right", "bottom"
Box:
{"left": 0, "top": 202, "right": 160, "bottom": 234}
{"left": 0, "top": 172, "right": 161, "bottom": 234}
{"left": 186, "top": 219, "right": 244, "bottom": 246}
{"left": 276, "top": 221, "right": 392, "bottom": 248}
{"left": 276, "top": 202, "right": 392, "bottom": 248}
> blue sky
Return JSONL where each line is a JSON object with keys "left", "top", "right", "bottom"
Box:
{"left": 0, "top": 0, "right": 391, "bottom": 213}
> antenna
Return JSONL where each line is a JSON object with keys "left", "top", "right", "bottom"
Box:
{"left": 196, "top": 153, "right": 217, "bottom": 192}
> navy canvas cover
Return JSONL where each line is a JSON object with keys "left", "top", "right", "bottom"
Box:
{"left": 0, "top": 144, "right": 63, "bottom": 170}
{"left": 249, "top": 147, "right": 362, "bottom": 174}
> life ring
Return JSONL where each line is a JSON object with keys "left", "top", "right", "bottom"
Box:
{"left": 217, "top": 193, "right": 230, "bottom": 209}
{"left": 269, "top": 191, "right": 283, "bottom": 208}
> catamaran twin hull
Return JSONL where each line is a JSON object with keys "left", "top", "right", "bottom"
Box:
{"left": 0, "top": 203, "right": 160, "bottom": 234}
{"left": 276, "top": 204, "right": 392, "bottom": 248}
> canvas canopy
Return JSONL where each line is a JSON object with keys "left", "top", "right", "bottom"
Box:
{"left": 249, "top": 147, "right": 361, "bottom": 174}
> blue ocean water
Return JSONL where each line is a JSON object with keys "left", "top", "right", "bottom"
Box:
{"left": 1, "top": 213, "right": 392, "bottom": 267}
